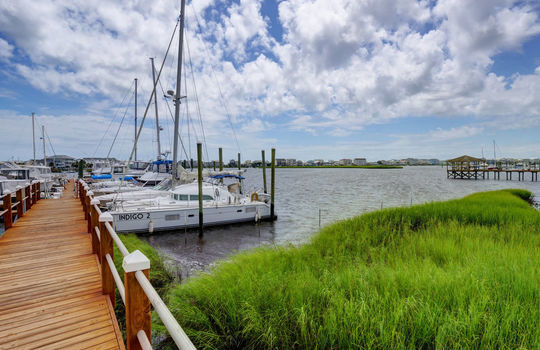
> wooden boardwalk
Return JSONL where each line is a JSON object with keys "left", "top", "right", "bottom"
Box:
{"left": 0, "top": 181, "right": 125, "bottom": 350}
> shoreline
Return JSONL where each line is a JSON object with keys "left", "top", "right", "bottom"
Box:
{"left": 159, "top": 189, "right": 540, "bottom": 349}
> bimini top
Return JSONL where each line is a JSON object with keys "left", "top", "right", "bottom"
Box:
{"left": 152, "top": 160, "right": 173, "bottom": 165}
{"left": 91, "top": 174, "right": 112, "bottom": 180}
{"left": 210, "top": 174, "right": 245, "bottom": 180}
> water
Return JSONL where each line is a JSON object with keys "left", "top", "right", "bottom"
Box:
{"left": 144, "top": 166, "right": 540, "bottom": 277}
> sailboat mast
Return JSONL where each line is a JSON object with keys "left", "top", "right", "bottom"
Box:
{"left": 134, "top": 78, "right": 138, "bottom": 161}
{"left": 32, "top": 112, "right": 36, "bottom": 165}
{"left": 172, "top": 0, "right": 187, "bottom": 184}
{"left": 42, "top": 125, "right": 47, "bottom": 167}
{"left": 151, "top": 57, "right": 162, "bottom": 160}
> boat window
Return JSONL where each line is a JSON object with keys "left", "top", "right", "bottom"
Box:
{"left": 180, "top": 194, "right": 188, "bottom": 200}
{"left": 165, "top": 214, "right": 180, "bottom": 221}
{"left": 189, "top": 195, "right": 213, "bottom": 200}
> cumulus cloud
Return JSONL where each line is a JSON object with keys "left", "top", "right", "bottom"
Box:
{"left": 0, "top": 38, "right": 13, "bottom": 61}
{"left": 0, "top": 0, "right": 540, "bottom": 160}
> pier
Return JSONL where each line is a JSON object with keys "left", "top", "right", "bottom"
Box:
{"left": 447, "top": 155, "right": 539, "bottom": 181}
{"left": 0, "top": 180, "right": 195, "bottom": 350}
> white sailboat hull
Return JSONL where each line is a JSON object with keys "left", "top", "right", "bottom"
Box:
{"left": 111, "top": 203, "right": 271, "bottom": 233}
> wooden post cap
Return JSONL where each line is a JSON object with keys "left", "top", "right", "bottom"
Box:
{"left": 31, "top": 180, "right": 39, "bottom": 184}
{"left": 122, "top": 250, "right": 150, "bottom": 273}
{"left": 25, "top": 182, "right": 30, "bottom": 187}
{"left": 90, "top": 198, "right": 100, "bottom": 205}
{"left": 15, "top": 185, "right": 22, "bottom": 190}
{"left": 2, "top": 190, "right": 11, "bottom": 195}
{"left": 87, "top": 190, "right": 94, "bottom": 196}
{"left": 99, "top": 212, "right": 113, "bottom": 222}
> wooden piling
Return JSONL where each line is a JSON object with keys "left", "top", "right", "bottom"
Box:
{"left": 262, "top": 150, "right": 267, "bottom": 194}
{"left": 197, "top": 142, "right": 203, "bottom": 238}
{"left": 219, "top": 147, "right": 223, "bottom": 171}
{"left": 270, "top": 148, "right": 275, "bottom": 220}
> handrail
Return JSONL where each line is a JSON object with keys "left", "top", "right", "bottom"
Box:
{"left": 105, "top": 221, "right": 130, "bottom": 257}
{"left": 136, "top": 270, "right": 196, "bottom": 349}
{"left": 137, "top": 330, "right": 153, "bottom": 350}
{"left": 82, "top": 179, "right": 196, "bottom": 350}
{"left": 106, "top": 253, "right": 126, "bottom": 304}
{"left": 1, "top": 182, "right": 39, "bottom": 231}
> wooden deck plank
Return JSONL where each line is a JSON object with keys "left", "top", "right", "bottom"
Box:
{"left": 0, "top": 180, "right": 124, "bottom": 350}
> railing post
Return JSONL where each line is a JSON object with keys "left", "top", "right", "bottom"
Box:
{"left": 32, "top": 181, "right": 38, "bottom": 203}
{"left": 123, "top": 250, "right": 151, "bottom": 350}
{"left": 82, "top": 184, "right": 88, "bottom": 218}
{"left": 36, "top": 181, "right": 41, "bottom": 201}
{"left": 89, "top": 199, "right": 100, "bottom": 255}
{"left": 99, "top": 212, "right": 115, "bottom": 307}
{"left": 15, "top": 186, "right": 23, "bottom": 218}
{"left": 2, "top": 191, "right": 13, "bottom": 230}
{"left": 86, "top": 191, "right": 94, "bottom": 234}
{"left": 25, "top": 183, "right": 32, "bottom": 210}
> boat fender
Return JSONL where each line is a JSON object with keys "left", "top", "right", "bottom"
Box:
{"left": 148, "top": 220, "right": 154, "bottom": 234}
{"left": 251, "top": 193, "right": 259, "bottom": 202}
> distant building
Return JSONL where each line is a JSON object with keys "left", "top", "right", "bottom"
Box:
{"left": 353, "top": 158, "right": 367, "bottom": 166}
{"left": 286, "top": 159, "right": 296, "bottom": 166}
{"left": 428, "top": 159, "right": 440, "bottom": 165}
{"left": 306, "top": 160, "right": 315, "bottom": 166}
{"left": 339, "top": 159, "right": 352, "bottom": 166}
{"left": 276, "top": 158, "right": 287, "bottom": 166}
{"left": 296, "top": 160, "right": 303, "bottom": 166}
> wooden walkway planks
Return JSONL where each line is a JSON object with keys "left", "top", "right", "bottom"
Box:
{"left": 0, "top": 181, "right": 125, "bottom": 350}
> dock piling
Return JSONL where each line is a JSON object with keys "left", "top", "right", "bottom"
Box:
{"left": 197, "top": 142, "right": 203, "bottom": 238}
{"left": 262, "top": 150, "right": 267, "bottom": 194}
{"left": 270, "top": 148, "right": 275, "bottom": 220}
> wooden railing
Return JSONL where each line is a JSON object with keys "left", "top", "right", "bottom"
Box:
{"left": 1, "top": 181, "right": 41, "bottom": 231}
{"left": 77, "top": 179, "right": 195, "bottom": 350}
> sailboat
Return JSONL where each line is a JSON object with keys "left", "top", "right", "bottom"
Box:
{"left": 108, "top": 1, "right": 271, "bottom": 233}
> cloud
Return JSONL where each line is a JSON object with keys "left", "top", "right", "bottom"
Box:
{"left": 0, "top": 38, "right": 13, "bottom": 61}
{"left": 0, "top": 0, "right": 540, "bottom": 160}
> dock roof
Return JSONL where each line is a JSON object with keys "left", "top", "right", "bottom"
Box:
{"left": 447, "top": 155, "right": 485, "bottom": 163}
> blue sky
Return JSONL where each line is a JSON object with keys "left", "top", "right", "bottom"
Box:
{"left": 1, "top": 0, "right": 540, "bottom": 162}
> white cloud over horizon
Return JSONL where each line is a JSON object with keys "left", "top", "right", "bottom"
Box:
{"left": 0, "top": 0, "right": 540, "bottom": 161}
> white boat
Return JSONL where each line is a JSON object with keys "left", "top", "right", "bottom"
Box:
{"left": 138, "top": 160, "right": 173, "bottom": 186}
{"left": 94, "top": 179, "right": 173, "bottom": 206}
{"left": 0, "top": 163, "right": 56, "bottom": 193}
{"left": 110, "top": 179, "right": 270, "bottom": 233}
{"left": 109, "top": 7, "right": 274, "bottom": 233}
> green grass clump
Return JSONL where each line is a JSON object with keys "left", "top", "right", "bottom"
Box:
{"left": 112, "top": 234, "right": 177, "bottom": 341}
{"left": 165, "top": 189, "right": 540, "bottom": 349}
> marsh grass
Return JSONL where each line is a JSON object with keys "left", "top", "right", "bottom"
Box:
{"left": 164, "top": 189, "right": 539, "bottom": 349}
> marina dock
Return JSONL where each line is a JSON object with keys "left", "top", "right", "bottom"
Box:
{"left": 446, "top": 155, "right": 539, "bottom": 181}
{"left": 0, "top": 180, "right": 124, "bottom": 349}
{"left": 0, "top": 180, "right": 195, "bottom": 350}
